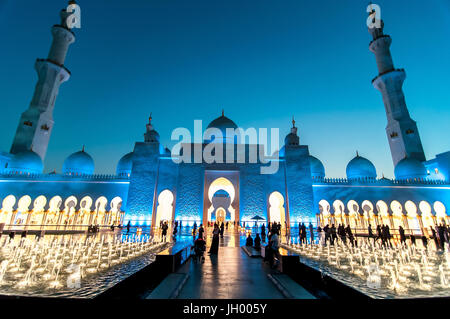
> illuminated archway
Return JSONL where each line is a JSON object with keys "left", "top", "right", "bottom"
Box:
{"left": 361, "top": 200, "right": 375, "bottom": 227}
{"left": 29, "top": 195, "right": 47, "bottom": 229}
{"left": 216, "top": 207, "right": 226, "bottom": 224}
{"left": 420, "top": 201, "right": 434, "bottom": 234}
{"left": 390, "top": 200, "right": 404, "bottom": 230}
{"left": 269, "top": 192, "right": 286, "bottom": 226}
{"left": 46, "top": 196, "right": 62, "bottom": 227}
{"left": 376, "top": 200, "right": 390, "bottom": 227}
{"left": 94, "top": 196, "right": 108, "bottom": 225}
{"left": 155, "top": 190, "right": 174, "bottom": 227}
{"left": 79, "top": 196, "right": 93, "bottom": 227}
{"left": 207, "top": 177, "right": 236, "bottom": 223}
{"left": 434, "top": 201, "right": 447, "bottom": 225}
{"left": 332, "top": 200, "right": 345, "bottom": 226}
{"left": 109, "top": 196, "right": 123, "bottom": 225}
{"left": 405, "top": 201, "right": 421, "bottom": 235}
{"left": 0, "top": 195, "right": 16, "bottom": 225}
{"left": 62, "top": 196, "right": 78, "bottom": 227}
{"left": 347, "top": 200, "right": 359, "bottom": 229}
{"left": 14, "top": 195, "right": 32, "bottom": 226}
{"left": 319, "top": 199, "right": 331, "bottom": 226}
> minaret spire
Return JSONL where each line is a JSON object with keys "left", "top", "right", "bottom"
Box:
{"left": 10, "top": 2, "right": 76, "bottom": 160}
{"left": 290, "top": 116, "right": 298, "bottom": 137}
{"left": 368, "top": 8, "right": 426, "bottom": 166}
{"left": 144, "top": 113, "right": 160, "bottom": 143}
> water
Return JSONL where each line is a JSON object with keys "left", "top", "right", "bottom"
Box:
{"left": 0, "top": 232, "right": 171, "bottom": 298}
{"left": 282, "top": 240, "right": 450, "bottom": 299}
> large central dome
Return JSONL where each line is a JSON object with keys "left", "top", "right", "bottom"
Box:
{"left": 205, "top": 112, "right": 239, "bottom": 143}
{"left": 207, "top": 114, "right": 238, "bottom": 132}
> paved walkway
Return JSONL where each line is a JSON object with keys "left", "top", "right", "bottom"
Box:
{"left": 176, "top": 229, "right": 285, "bottom": 299}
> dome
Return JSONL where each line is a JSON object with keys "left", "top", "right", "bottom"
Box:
{"left": 116, "top": 152, "right": 134, "bottom": 176}
{"left": 7, "top": 150, "right": 43, "bottom": 174}
{"left": 309, "top": 155, "right": 325, "bottom": 178}
{"left": 394, "top": 157, "right": 427, "bottom": 180}
{"left": 205, "top": 112, "right": 238, "bottom": 143}
{"left": 346, "top": 154, "right": 377, "bottom": 180}
{"left": 284, "top": 133, "right": 299, "bottom": 146}
{"left": 62, "top": 148, "right": 94, "bottom": 175}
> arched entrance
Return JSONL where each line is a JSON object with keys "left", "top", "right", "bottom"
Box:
{"left": 155, "top": 190, "right": 174, "bottom": 228}
{"left": 216, "top": 207, "right": 226, "bottom": 224}
{"left": 204, "top": 175, "right": 238, "bottom": 225}
{"left": 269, "top": 191, "right": 286, "bottom": 226}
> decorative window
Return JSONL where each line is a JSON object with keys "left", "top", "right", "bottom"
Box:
{"left": 406, "top": 129, "right": 414, "bottom": 135}
{"left": 41, "top": 124, "right": 50, "bottom": 131}
{"left": 24, "top": 121, "right": 33, "bottom": 127}
{"left": 390, "top": 132, "right": 398, "bottom": 138}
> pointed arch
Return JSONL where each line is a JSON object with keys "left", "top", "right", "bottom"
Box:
{"left": 269, "top": 192, "right": 286, "bottom": 226}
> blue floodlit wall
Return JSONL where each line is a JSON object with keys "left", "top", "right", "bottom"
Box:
{"left": 125, "top": 142, "right": 159, "bottom": 225}
{"left": 284, "top": 145, "right": 315, "bottom": 224}
{"left": 240, "top": 164, "right": 266, "bottom": 222}
{"left": 312, "top": 181, "right": 450, "bottom": 215}
{"left": 174, "top": 163, "right": 204, "bottom": 223}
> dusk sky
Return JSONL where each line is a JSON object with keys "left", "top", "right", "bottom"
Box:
{"left": 0, "top": 0, "right": 449, "bottom": 178}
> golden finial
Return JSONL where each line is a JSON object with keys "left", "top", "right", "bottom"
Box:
{"left": 149, "top": 113, "right": 153, "bottom": 123}
{"left": 82, "top": 145, "right": 85, "bottom": 152}
{"left": 356, "top": 150, "right": 359, "bottom": 157}
{"left": 292, "top": 116, "right": 296, "bottom": 128}
{"left": 221, "top": 109, "right": 224, "bottom": 117}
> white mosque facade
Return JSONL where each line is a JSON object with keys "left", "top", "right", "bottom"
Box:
{"left": 0, "top": 2, "right": 449, "bottom": 236}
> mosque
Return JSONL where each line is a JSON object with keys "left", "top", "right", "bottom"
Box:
{"left": 0, "top": 2, "right": 449, "bottom": 237}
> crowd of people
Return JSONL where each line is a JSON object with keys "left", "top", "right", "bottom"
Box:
{"left": 317, "top": 222, "right": 450, "bottom": 250}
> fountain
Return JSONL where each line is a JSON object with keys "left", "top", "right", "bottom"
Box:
{"left": 0, "top": 232, "right": 170, "bottom": 298}
{"left": 283, "top": 235, "right": 450, "bottom": 298}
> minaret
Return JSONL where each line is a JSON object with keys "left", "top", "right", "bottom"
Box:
{"left": 144, "top": 114, "right": 160, "bottom": 143}
{"left": 368, "top": 10, "right": 426, "bottom": 166}
{"left": 10, "top": 1, "right": 76, "bottom": 160}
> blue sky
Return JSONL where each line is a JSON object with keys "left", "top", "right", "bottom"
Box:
{"left": 0, "top": 0, "right": 449, "bottom": 178}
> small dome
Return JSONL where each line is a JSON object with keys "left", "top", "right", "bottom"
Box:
{"left": 284, "top": 133, "right": 299, "bottom": 146}
{"left": 7, "top": 150, "right": 43, "bottom": 174}
{"left": 62, "top": 148, "right": 94, "bottom": 175}
{"left": 394, "top": 157, "right": 427, "bottom": 180}
{"left": 116, "top": 152, "right": 134, "bottom": 176}
{"left": 205, "top": 113, "right": 238, "bottom": 143}
{"left": 309, "top": 155, "right": 325, "bottom": 178}
{"left": 346, "top": 154, "right": 377, "bottom": 180}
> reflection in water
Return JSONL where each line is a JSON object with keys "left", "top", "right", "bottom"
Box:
{"left": 0, "top": 232, "right": 170, "bottom": 298}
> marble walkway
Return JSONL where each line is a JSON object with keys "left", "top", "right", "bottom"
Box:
{"left": 175, "top": 229, "right": 301, "bottom": 299}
